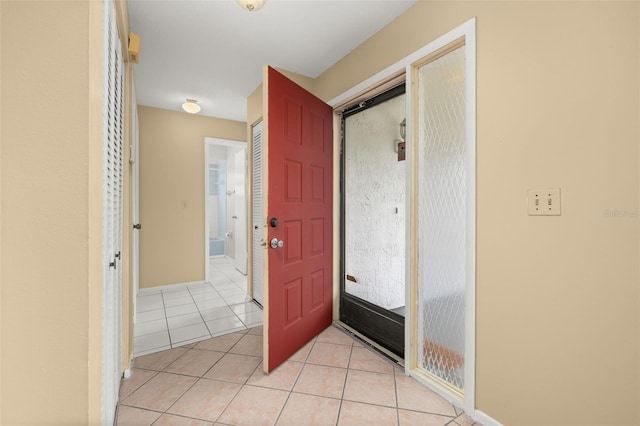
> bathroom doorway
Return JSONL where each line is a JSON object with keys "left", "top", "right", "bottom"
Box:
{"left": 204, "top": 138, "right": 248, "bottom": 278}
{"left": 340, "top": 84, "right": 406, "bottom": 357}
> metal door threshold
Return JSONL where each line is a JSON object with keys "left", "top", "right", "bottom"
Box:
{"left": 333, "top": 321, "right": 404, "bottom": 368}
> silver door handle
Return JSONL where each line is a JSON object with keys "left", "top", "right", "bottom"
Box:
{"left": 270, "top": 238, "right": 284, "bottom": 249}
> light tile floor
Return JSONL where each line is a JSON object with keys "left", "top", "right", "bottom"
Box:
{"left": 124, "top": 257, "right": 480, "bottom": 425}
{"left": 118, "top": 325, "right": 478, "bottom": 425}
{"left": 134, "top": 257, "right": 262, "bottom": 357}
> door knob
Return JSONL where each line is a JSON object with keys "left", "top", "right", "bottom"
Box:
{"left": 270, "top": 238, "right": 284, "bottom": 249}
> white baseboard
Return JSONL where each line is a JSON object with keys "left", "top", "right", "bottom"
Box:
{"left": 474, "top": 410, "right": 503, "bottom": 426}
{"left": 138, "top": 280, "right": 207, "bottom": 296}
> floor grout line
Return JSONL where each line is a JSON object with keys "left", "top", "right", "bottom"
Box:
{"left": 121, "top": 323, "right": 468, "bottom": 426}
{"left": 123, "top": 259, "right": 474, "bottom": 426}
{"left": 133, "top": 257, "right": 259, "bottom": 357}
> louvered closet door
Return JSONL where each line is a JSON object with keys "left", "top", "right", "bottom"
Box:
{"left": 102, "top": 0, "right": 124, "bottom": 423}
{"left": 252, "top": 121, "right": 264, "bottom": 305}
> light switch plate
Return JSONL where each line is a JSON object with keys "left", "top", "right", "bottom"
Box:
{"left": 527, "top": 188, "right": 561, "bottom": 216}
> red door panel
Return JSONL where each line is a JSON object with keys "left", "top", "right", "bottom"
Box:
{"left": 266, "top": 67, "right": 333, "bottom": 372}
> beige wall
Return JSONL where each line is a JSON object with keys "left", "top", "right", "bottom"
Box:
{"left": 0, "top": 0, "right": 4, "bottom": 421}
{"left": 315, "top": 1, "right": 639, "bottom": 424}
{"left": 3, "top": 0, "right": 629, "bottom": 423}
{"left": 247, "top": 67, "right": 315, "bottom": 127}
{"left": 247, "top": 84, "right": 264, "bottom": 128}
{"left": 1, "top": 1, "right": 103, "bottom": 424}
{"left": 138, "top": 106, "right": 246, "bottom": 288}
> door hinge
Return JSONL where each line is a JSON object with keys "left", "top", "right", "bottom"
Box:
{"left": 133, "top": 224, "right": 141, "bottom": 230}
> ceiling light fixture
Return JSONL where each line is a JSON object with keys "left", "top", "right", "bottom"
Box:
{"left": 182, "top": 99, "right": 201, "bottom": 114}
{"left": 236, "top": 0, "right": 266, "bottom": 12}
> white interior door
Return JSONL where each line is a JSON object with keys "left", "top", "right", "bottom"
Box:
{"left": 251, "top": 121, "right": 264, "bottom": 305}
{"left": 102, "top": 0, "right": 124, "bottom": 422}
{"left": 234, "top": 149, "right": 247, "bottom": 274}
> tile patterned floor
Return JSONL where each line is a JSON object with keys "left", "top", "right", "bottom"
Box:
{"left": 124, "top": 257, "right": 479, "bottom": 425}
{"left": 119, "top": 325, "right": 478, "bottom": 426}
{"left": 134, "top": 258, "right": 262, "bottom": 357}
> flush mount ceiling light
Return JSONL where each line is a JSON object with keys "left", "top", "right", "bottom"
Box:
{"left": 236, "top": 0, "right": 266, "bottom": 12}
{"left": 182, "top": 99, "right": 201, "bottom": 114}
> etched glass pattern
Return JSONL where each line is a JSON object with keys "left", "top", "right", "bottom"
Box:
{"left": 417, "top": 46, "right": 466, "bottom": 391}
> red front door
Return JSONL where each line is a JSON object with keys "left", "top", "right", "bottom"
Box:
{"left": 264, "top": 67, "right": 333, "bottom": 372}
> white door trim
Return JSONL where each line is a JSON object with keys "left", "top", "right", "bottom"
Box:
{"left": 131, "top": 81, "right": 140, "bottom": 324}
{"left": 328, "top": 17, "right": 477, "bottom": 417}
{"left": 463, "top": 20, "right": 477, "bottom": 416}
{"left": 233, "top": 149, "right": 248, "bottom": 274}
{"left": 203, "top": 137, "right": 247, "bottom": 281}
{"left": 250, "top": 120, "right": 264, "bottom": 304}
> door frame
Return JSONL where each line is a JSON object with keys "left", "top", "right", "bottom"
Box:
{"left": 233, "top": 149, "right": 248, "bottom": 274}
{"left": 339, "top": 83, "right": 407, "bottom": 358}
{"left": 328, "top": 18, "right": 476, "bottom": 415}
{"left": 249, "top": 120, "right": 264, "bottom": 305}
{"left": 203, "top": 137, "right": 248, "bottom": 281}
{"left": 131, "top": 83, "right": 140, "bottom": 325}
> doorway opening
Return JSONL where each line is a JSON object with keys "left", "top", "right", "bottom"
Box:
{"left": 204, "top": 138, "right": 248, "bottom": 282}
{"left": 340, "top": 83, "right": 406, "bottom": 358}
{"left": 330, "top": 18, "right": 476, "bottom": 413}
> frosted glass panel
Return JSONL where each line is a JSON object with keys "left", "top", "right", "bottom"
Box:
{"left": 417, "top": 46, "right": 466, "bottom": 391}
{"left": 209, "top": 163, "right": 226, "bottom": 256}
{"left": 344, "top": 94, "right": 406, "bottom": 313}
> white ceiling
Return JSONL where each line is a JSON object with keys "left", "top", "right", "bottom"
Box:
{"left": 127, "top": 0, "right": 417, "bottom": 122}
